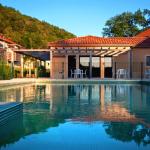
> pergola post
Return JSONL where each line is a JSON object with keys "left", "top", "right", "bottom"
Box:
{"left": 11, "top": 51, "right": 14, "bottom": 79}
{"left": 128, "top": 48, "right": 132, "bottom": 79}
{"left": 34, "top": 63, "right": 37, "bottom": 78}
{"left": 39, "top": 60, "right": 42, "bottom": 66}
{"left": 50, "top": 51, "right": 53, "bottom": 78}
{"left": 21, "top": 55, "right": 24, "bottom": 78}
{"left": 29, "top": 60, "right": 31, "bottom": 78}
{"left": 89, "top": 51, "right": 92, "bottom": 78}
{"left": 64, "top": 55, "right": 68, "bottom": 79}
{"left": 44, "top": 61, "right": 46, "bottom": 69}
{"left": 100, "top": 57, "right": 105, "bottom": 79}
{"left": 76, "top": 54, "right": 79, "bottom": 69}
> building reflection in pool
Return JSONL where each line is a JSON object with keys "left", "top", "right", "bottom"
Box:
{"left": 0, "top": 83, "right": 150, "bottom": 148}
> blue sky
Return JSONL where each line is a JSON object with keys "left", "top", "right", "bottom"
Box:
{"left": 0, "top": 0, "right": 150, "bottom": 36}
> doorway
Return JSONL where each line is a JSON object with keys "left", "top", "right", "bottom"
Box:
{"left": 104, "top": 57, "right": 112, "bottom": 78}
{"left": 79, "top": 56, "right": 100, "bottom": 78}
{"left": 80, "top": 57, "right": 90, "bottom": 77}
{"left": 92, "top": 57, "right": 100, "bottom": 78}
{"left": 68, "top": 55, "right": 76, "bottom": 78}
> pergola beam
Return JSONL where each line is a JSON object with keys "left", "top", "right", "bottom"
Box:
{"left": 14, "top": 46, "right": 131, "bottom": 61}
{"left": 14, "top": 49, "right": 50, "bottom": 52}
{"left": 15, "top": 51, "right": 45, "bottom": 60}
{"left": 95, "top": 50, "right": 108, "bottom": 56}
{"left": 101, "top": 51, "right": 115, "bottom": 57}
{"left": 52, "top": 49, "right": 130, "bottom": 57}
{"left": 113, "top": 49, "right": 129, "bottom": 56}
{"left": 107, "top": 51, "right": 121, "bottom": 56}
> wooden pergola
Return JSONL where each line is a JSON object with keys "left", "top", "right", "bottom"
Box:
{"left": 13, "top": 49, "right": 50, "bottom": 78}
{"left": 14, "top": 47, "right": 131, "bottom": 78}
{"left": 49, "top": 46, "right": 130, "bottom": 56}
{"left": 48, "top": 46, "right": 132, "bottom": 79}
{"left": 48, "top": 36, "right": 133, "bottom": 78}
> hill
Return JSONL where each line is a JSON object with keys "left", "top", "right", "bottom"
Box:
{"left": 0, "top": 4, "right": 75, "bottom": 48}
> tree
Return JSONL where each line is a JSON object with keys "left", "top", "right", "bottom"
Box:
{"left": 0, "top": 4, "right": 75, "bottom": 48}
{"left": 102, "top": 9, "right": 150, "bottom": 37}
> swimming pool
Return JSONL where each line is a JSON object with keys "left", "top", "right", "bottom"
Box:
{"left": 0, "top": 83, "right": 150, "bottom": 150}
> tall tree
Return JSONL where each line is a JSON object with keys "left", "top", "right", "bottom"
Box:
{"left": 102, "top": 9, "right": 150, "bottom": 37}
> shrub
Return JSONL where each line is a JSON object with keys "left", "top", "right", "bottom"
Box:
{"left": 0, "top": 60, "right": 12, "bottom": 80}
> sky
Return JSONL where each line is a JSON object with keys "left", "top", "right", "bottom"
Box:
{"left": 0, "top": 0, "right": 150, "bottom": 36}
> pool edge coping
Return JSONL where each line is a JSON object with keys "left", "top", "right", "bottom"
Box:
{"left": 0, "top": 78, "right": 150, "bottom": 87}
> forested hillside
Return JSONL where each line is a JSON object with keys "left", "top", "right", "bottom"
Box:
{"left": 0, "top": 4, "right": 75, "bottom": 48}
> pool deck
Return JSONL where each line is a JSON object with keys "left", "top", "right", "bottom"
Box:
{"left": 0, "top": 78, "right": 150, "bottom": 87}
{"left": 0, "top": 78, "right": 36, "bottom": 87}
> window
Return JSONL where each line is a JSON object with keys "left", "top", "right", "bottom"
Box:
{"left": 80, "top": 57, "right": 89, "bottom": 67}
{"left": 105, "top": 57, "right": 112, "bottom": 67}
{"left": 92, "top": 57, "right": 100, "bottom": 68}
{"left": 146, "top": 56, "right": 150, "bottom": 66}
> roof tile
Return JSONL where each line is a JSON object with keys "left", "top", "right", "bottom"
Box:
{"left": 48, "top": 36, "right": 148, "bottom": 47}
{"left": 136, "top": 28, "right": 150, "bottom": 37}
{"left": 0, "top": 34, "right": 16, "bottom": 44}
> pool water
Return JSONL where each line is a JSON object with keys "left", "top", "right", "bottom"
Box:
{"left": 0, "top": 83, "right": 150, "bottom": 150}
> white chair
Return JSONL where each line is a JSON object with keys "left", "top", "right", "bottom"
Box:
{"left": 144, "top": 69, "right": 150, "bottom": 79}
{"left": 117, "top": 69, "right": 128, "bottom": 79}
{"left": 74, "top": 69, "right": 82, "bottom": 78}
{"left": 71, "top": 69, "right": 75, "bottom": 78}
{"left": 81, "top": 70, "right": 87, "bottom": 78}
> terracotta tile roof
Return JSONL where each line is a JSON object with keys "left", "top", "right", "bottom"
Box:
{"left": 136, "top": 28, "right": 150, "bottom": 37}
{"left": 48, "top": 36, "right": 148, "bottom": 48}
{"left": 0, "top": 34, "right": 22, "bottom": 48}
{"left": 0, "top": 34, "right": 16, "bottom": 44}
{"left": 135, "top": 37, "right": 150, "bottom": 48}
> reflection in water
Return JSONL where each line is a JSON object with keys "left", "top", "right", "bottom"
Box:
{"left": 0, "top": 113, "right": 23, "bottom": 147}
{"left": 104, "top": 122, "right": 150, "bottom": 146}
{"left": 0, "top": 83, "right": 150, "bottom": 149}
